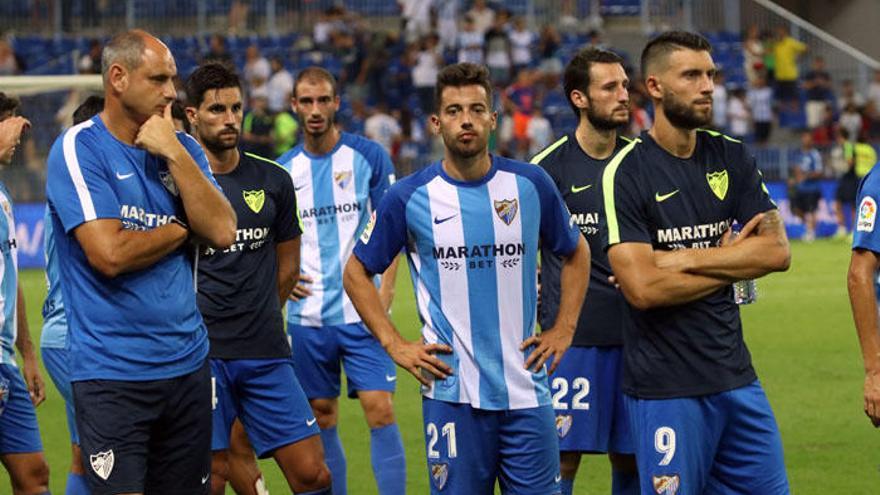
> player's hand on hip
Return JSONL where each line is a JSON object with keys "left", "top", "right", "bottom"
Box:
{"left": 864, "top": 371, "right": 880, "bottom": 427}
{"left": 135, "top": 104, "right": 181, "bottom": 158}
{"left": 388, "top": 339, "right": 452, "bottom": 387}
{"left": 521, "top": 327, "right": 573, "bottom": 374}
{"left": 22, "top": 355, "right": 46, "bottom": 407}
{"left": 289, "top": 273, "right": 314, "bottom": 300}
{"left": 0, "top": 116, "right": 30, "bottom": 148}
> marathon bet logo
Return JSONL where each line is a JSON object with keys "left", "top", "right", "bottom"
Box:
{"left": 706, "top": 170, "right": 729, "bottom": 200}
{"left": 90, "top": 450, "right": 115, "bottom": 480}
{"left": 243, "top": 189, "right": 266, "bottom": 214}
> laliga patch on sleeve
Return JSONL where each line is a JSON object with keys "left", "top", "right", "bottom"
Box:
{"left": 360, "top": 211, "right": 377, "bottom": 243}
{"left": 858, "top": 196, "right": 877, "bottom": 232}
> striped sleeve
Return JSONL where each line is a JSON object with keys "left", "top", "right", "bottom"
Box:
{"left": 600, "top": 138, "right": 652, "bottom": 249}
{"left": 46, "top": 121, "right": 121, "bottom": 233}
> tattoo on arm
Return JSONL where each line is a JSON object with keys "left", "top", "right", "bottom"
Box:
{"left": 757, "top": 210, "right": 785, "bottom": 237}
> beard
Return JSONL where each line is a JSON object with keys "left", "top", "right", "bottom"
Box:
{"left": 201, "top": 130, "right": 239, "bottom": 153}
{"left": 663, "top": 91, "right": 712, "bottom": 130}
{"left": 441, "top": 130, "right": 487, "bottom": 160}
{"left": 585, "top": 95, "right": 629, "bottom": 131}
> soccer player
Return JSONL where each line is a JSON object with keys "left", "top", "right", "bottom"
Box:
{"left": 45, "top": 30, "right": 236, "bottom": 494}
{"left": 184, "top": 62, "right": 332, "bottom": 495}
{"left": 847, "top": 147, "right": 880, "bottom": 427}
{"left": 344, "top": 62, "right": 590, "bottom": 494}
{"left": 530, "top": 48, "right": 638, "bottom": 495}
{"left": 600, "top": 31, "right": 791, "bottom": 494}
{"left": 0, "top": 93, "right": 50, "bottom": 495}
{"left": 41, "top": 95, "right": 104, "bottom": 495}
{"left": 277, "top": 67, "right": 403, "bottom": 495}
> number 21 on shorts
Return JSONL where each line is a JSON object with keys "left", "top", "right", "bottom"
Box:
{"left": 654, "top": 426, "right": 676, "bottom": 466}
{"left": 426, "top": 422, "right": 457, "bottom": 459}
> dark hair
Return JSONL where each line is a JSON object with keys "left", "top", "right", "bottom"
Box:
{"left": 185, "top": 62, "right": 242, "bottom": 108}
{"left": 434, "top": 63, "right": 493, "bottom": 112}
{"left": 171, "top": 101, "right": 190, "bottom": 133}
{"left": 0, "top": 92, "right": 20, "bottom": 119}
{"left": 293, "top": 66, "right": 338, "bottom": 98}
{"left": 640, "top": 30, "right": 712, "bottom": 79}
{"left": 563, "top": 47, "right": 624, "bottom": 117}
{"left": 72, "top": 95, "right": 104, "bottom": 125}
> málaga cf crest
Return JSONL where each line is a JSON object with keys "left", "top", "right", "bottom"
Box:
{"left": 334, "top": 170, "right": 353, "bottom": 189}
{"left": 556, "top": 414, "right": 573, "bottom": 438}
{"left": 243, "top": 189, "right": 265, "bottom": 214}
{"left": 706, "top": 170, "right": 728, "bottom": 200}
{"left": 430, "top": 462, "right": 449, "bottom": 490}
{"left": 494, "top": 199, "right": 518, "bottom": 225}
{"left": 652, "top": 474, "right": 680, "bottom": 494}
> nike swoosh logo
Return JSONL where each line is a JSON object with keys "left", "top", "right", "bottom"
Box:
{"left": 201, "top": 474, "right": 210, "bottom": 484}
{"left": 655, "top": 190, "right": 679, "bottom": 202}
{"left": 554, "top": 474, "right": 562, "bottom": 483}
{"left": 434, "top": 214, "right": 457, "bottom": 225}
{"left": 385, "top": 374, "right": 397, "bottom": 382}
{"left": 294, "top": 184, "right": 307, "bottom": 191}
{"left": 306, "top": 418, "right": 317, "bottom": 426}
{"left": 570, "top": 184, "right": 592, "bottom": 193}
{"left": 116, "top": 171, "right": 134, "bottom": 180}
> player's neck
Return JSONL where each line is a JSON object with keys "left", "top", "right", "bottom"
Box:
{"left": 204, "top": 145, "right": 240, "bottom": 175}
{"left": 304, "top": 126, "right": 341, "bottom": 156}
{"left": 100, "top": 104, "right": 141, "bottom": 146}
{"left": 442, "top": 150, "right": 492, "bottom": 182}
{"left": 575, "top": 120, "right": 617, "bottom": 160}
{"left": 649, "top": 113, "right": 697, "bottom": 159}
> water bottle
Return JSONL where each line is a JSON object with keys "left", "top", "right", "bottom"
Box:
{"left": 729, "top": 229, "right": 757, "bottom": 304}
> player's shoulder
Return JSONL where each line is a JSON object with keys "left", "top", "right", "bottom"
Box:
{"left": 602, "top": 134, "right": 644, "bottom": 175}
{"left": 341, "top": 132, "right": 389, "bottom": 163}
{"left": 696, "top": 128, "right": 750, "bottom": 159}
{"left": 529, "top": 134, "right": 573, "bottom": 168}
{"left": 49, "top": 117, "right": 103, "bottom": 164}
{"left": 275, "top": 143, "right": 306, "bottom": 169}
{"left": 384, "top": 162, "right": 443, "bottom": 204}
{"left": 241, "top": 151, "right": 289, "bottom": 178}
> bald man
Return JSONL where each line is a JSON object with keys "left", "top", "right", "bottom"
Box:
{"left": 46, "top": 30, "right": 236, "bottom": 494}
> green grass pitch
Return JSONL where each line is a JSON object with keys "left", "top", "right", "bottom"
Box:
{"left": 2, "top": 239, "right": 879, "bottom": 493}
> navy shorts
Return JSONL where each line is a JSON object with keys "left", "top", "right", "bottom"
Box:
{"left": 422, "top": 397, "right": 561, "bottom": 495}
{"left": 289, "top": 322, "right": 396, "bottom": 399}
{"left": 42, "top": 347, "right": 79, "bottom": 444}
{"left": 551, "top": 346, "right": 633, "bottom": 454}
{"left": 73, "top": 361, "right": 212, "bottom": 495}
{"left": 625, "top": 380, "right": 789, "bottom": 495}
{"left": 0, "top": 363, "right": 43, "bottom": 454}
{"left": 211, "top": 358, "right": 319, "bottom": 457}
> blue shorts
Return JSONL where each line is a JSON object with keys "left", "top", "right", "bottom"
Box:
{"left": 422, "top": 397, "right": 561, "bottom": 495}
{"left": 73, "top": 361, "right": 212, "bottom": 495}
{"left": 211, "top": 358, "right": 319, "bottom": 457}
{"left": 0, "top": 363, "right": 43, "bottom": 454}
{"left": 42, "top": 347, "right": 79, "bottom": 445}
{"left": 551, "top": 346, "right": 633, "bottom": 454}
{"left": 625, "top": 381, "right": 789, "bottom": 495}
{"left": 289, "top": 322, "right": 396, "bottom": 399}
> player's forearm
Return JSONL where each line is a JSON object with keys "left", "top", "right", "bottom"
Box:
{"left": 378, "top": 254, "right": 401, "bottom": 312}
{"left": 276, "top": 238, "right": 301, "bottom": 304}
{"left": 84, "top": 223, "right": 188, "bottom": 278}
{"left": 344, "top": 256, "right": 406, "bottom": 350}
{"left": 166, "top": 146, "right": 236, "bottom": 249}
{"left": 848, "top": 255, "right": 880, "bottom": 372}
{"left": 551, "top": 237, "right": 590, "bottom": 333}
{"left": 13, "top": 284, "right": 35, "bottom": 358}
{"left": 625, "top": 269, "right": 730, "bottom": 310}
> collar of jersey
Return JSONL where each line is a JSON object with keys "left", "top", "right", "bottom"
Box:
{"left": 298, "top": 132, "right": 347, "bottom": 160}
{"left": 435, "top": 155, "right": 499, "bottom": 187}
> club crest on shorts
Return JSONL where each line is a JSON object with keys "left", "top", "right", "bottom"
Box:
{"left": 555, "top": 414, "right": 573, "bottom": 438}
{"left": 494, "top": 199, "right": 518, "bottom": 225}
{"left": 706, "top": 170, "right": 728, "bottom": 200}
{"left": 0, "top": 377, "right": 9, "bottom": 415}
{"left": 159, "top": 169, "right": 179, "bottom": 196}
{"left": 858, "top": 196, "right": 877, "bottom": 232}
{"left": 652, "top": 474, "right": 680, "bottom": 494}
{"left": 90, "top": 450, "right": 115, "bottom": 480}
{"left": 334, "top": 170, "right": 353, "bottom": 189}
{"left": 430, "top": 462, "right": 449, "bottom": 490}
{"left": 243, "top": 189, "right": 266, "bottom": 214}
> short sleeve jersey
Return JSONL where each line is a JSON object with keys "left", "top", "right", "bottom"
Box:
{"left": 600, "top": 130, "right": 776, "bottom": 399}
{"left": 45, "top": 116, "right": 215, "bottom": 382}
{"left": 853, "top": 165, "right": 880, "bottom": 253}
{"left": 0, "top": 183, "right": 17, "bottom": 366}
{"left": 277, "top": 132, "right": 395, "bottom": 328}
{"left": 353, "top": 157, "right": 580, "bottom": 411}
{"left": 197, "top": 152, "right": 302, "bottom": 359}
{"left": 532, "top": 134, "right": 630, "bottom": 347}
{"left": 40, "top": 206, "right": 67, "bottom": 350}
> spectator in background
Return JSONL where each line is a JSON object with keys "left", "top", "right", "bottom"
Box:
{"left": 484, "top": 9, "right": 513, "bottom": 86}
{"left": 504, "top": 68, "right": 537, "bottom": 159}
{"left": 864, "top": 101, "right": 880, "bottom": 142}
{"left": 537, "top": 24, "right": 563, "bottom": 76}
{"left": 228, "top": 0, "right": 250, "bottom": 33}
{"left": 791, "top": 131, "right": 824, "bottom": 242}
{"left": 242, "top": 93, "right": 275, "bottom": 158}
{"left": 412, "top": 33, "right": 443, "bottom": 115}
{"left": 273, "top": 107, "right": 299, "bottom": 157}
{"left": 203, "top": 33, "right": 233, "bottom": 66}
{"left": 727, "top": 87, "right": 750, "bottom": 142}
{"left": 436, "top": 0, "right": 460, "bottom": 52}
{"left": 833, "top": 128, "right": 878, "bottom": 236}
{"left": 743, "top": 25, "right": 764, "bottom": 86}
{"left": 0, "top": 38, "right": 22, "bottom": 75}
{"left": 772, "top": 25, "right": 806, "bottom": 112}
{"left": 509, "top": 16, "right": 535, "bottom": 75}
{"left": 170, "top": 100, "right": 190, "bottom": 134}
{"left": 267, "top": 56, "right": 294, "bottom": 114}
{"left": 868, "top": 69, "right": 880, "bottom": 112}
{"left": 313, "top": 6, "right": 347, "bottom": 49}
{"left": 628, "top": 90, "right": 652, "bottom": 137}
{"left": 840, "top": 102, "right": 863, "bottom": 144}
{"left": 747, "top": 74, "right": 774, "bottom": 145}
{"left": 77, "top": 39, "right": 102, "bottom": 74}
{"left": 457, "top": 16, "right": 485, "bottom": 64}
{"left": 243, "top": 45, "right": 271, "bottom": 97}
{"left": 838, "top": 79, "right": 865, "bottom": 111}
{"left": 467, "top": 0, "right": 496, "bottom": 35}
{"left": 811, "top": 103, "right": 837, "bottom": 148}
{"left": 398, "top": 0, "right": 433, "bottom": 43}
{"left": 761, "top": 29, "right": 776, "bottom": 85}
{"left": 526, "top": 106, "right": 553, "bottom": 157}
{"left": 803, "top": 57, "right": 834, "bottom": 129}
{"left": 365, "top": 102, "right": 402, "bottom": 155}
{"left": 712, "top": 70, "right": 728, "bottom": 132}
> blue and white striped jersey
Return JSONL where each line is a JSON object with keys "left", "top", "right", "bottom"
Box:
{"left": 278, "top": 132, "right": 394, "bottom": 327}
{"left": 353, "top": 157, "right": 580, "bottom": 410}
{"left": 40, "top": 206, "right": 66, "bottom": 350}
{"left": 0, "top": 183, "right": 17, "bottom": 366}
